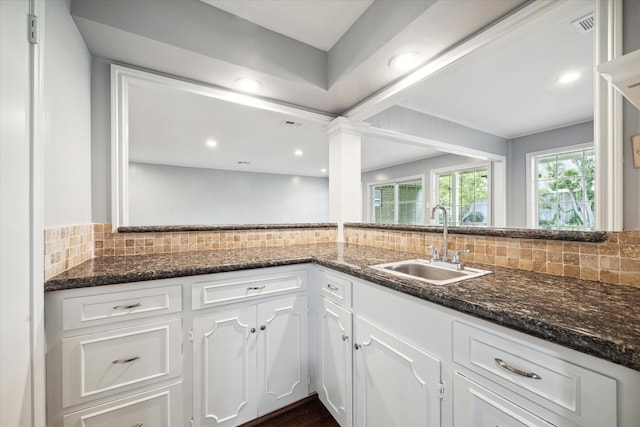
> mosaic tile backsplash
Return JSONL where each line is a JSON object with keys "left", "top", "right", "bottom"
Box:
{"left": 45, "top": 223, "right": 639, "bottom": 286}
{"left": 44, "top": 224, "right": 337, "bottom": 280}
{"left": 344, "top": 226, "right": 640, "bottom": 287}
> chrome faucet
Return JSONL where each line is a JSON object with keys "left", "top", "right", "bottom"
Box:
{"left": 431, "top": 204, "right": 449, "bottom": 262}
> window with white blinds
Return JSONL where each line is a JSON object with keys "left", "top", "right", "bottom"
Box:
{"left": 371, "top": 180, "right": 423, "bottom": 225}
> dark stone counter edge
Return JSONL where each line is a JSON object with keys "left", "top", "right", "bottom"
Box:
{"left": 345, "top": 223, "right": 609, "bottom": 243}
{"left": 45, "top": 256, "right": 638, "bottom": 371}
{"left": 117, "top": 223, "right": 338, "bottom": 233}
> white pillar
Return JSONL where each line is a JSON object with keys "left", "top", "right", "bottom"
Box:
{"left": 324, "top": 118, "right": 368, "bottom": 241}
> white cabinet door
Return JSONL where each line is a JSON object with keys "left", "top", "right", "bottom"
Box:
{"left": 193, "top": 295, "right": 309, "bottom": 426}
{"left": 318, "top": 297, "right": 352, "bottom": 427}
{"left": 257, "top": 295, "right": 309, "bottom": 415}
{"left": 193, "top": 306, "right": 257, "bottom": 427}
{"left": 354, "top": 316, "right": 441, "bottom": 427}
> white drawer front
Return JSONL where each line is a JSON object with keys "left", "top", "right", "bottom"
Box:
{"left": 452, "top": 321, "right": 616, "bottom": 423}
{"left": 62, "top": 285, "right": 182, "bottom": 331}
{"left": 62, "top": 319, "right": 182, "bottom": 407}
{"left": 192, "top": 269, "right": 306, "bottom": 309}
{"left": 63, "top": 382, "right": 182, "bottom": 427}
{"left": 453, "top": 373, "right": 556, "bottom": 427}
{"left": 319, "top": 269, "right": 352, "bottom": 307}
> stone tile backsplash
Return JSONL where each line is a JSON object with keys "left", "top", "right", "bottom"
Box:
{"left": 44, "top": 223, "right": 337, "bottom": 280}
{"left": 44, "top": 223, "right": 639, "bottom": 287}
{"left": 344, "top": 226, "right": 640, "bottom": 287}
{"left": 44, "top": 224, "right": 94, "bottom": 281}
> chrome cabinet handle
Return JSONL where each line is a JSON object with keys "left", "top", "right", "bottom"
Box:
{"left": 247, "top": 285, "right": 266, "bottom": 290}
{"left": 112, "top": 355, "right": 141, "bottom": 364}
{"left": 250, "top": 328, "right": 256, "bottom": 333}
{"left": 327, "top": 284, "right": 339, "bottom": 291}
{"left": 354, "top": 343, "right": 361, "bottom": 350}
{"left": 134, "top": 424, "right": 143, "bottom": 427}
{"left": 495, "top": 358, "right": 542, "bottom": 380}
{"left": 113, "top": 303, "right": 142, "bottom": 310}
{"left": 260, "top": 325, "right": 266, "bottom": 331}
{"left": 341, "top": 335, "right": 348, "bottom": 341}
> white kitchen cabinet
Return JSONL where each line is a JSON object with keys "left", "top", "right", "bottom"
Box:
{"left": 317, "top": 296, "right": 353, "bottom": 426}
{"left": 353, "top": 316, "right": 441, "bottom": 427}
{"left": 45, "top": 282, "right": 184, "bottom": 427}
{"left": 192, "top": 294, "right": 309, "bottom": 426}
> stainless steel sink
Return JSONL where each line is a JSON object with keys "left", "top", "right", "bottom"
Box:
{"left": 371, "top": 259, "right": 491, "bottom": 285}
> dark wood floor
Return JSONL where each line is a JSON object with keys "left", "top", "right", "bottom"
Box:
{"left": 240, "top": 395, "right": 339, "bottom": 427}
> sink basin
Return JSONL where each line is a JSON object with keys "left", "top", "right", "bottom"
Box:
{"left": 371, "top": 259, "right": 492, "bottom": 285}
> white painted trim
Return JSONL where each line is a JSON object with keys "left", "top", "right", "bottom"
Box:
{"left": 430, "top": 161, "right": 493, "bottom": 227}
{"left": 594, "top": 0, "right": 623, "bottom": 231}
{"left": 110, "top": 65, "right": 335, "bottom": 231}
{"left": 361, "top": 125, "right": 506, "bottom": 161}
{"left": 525, "top": 143, "right": 595, "bottom": 229}
{"left": 343, "top": 0, "right": 560, "bottom": 121}
{"left": 30, "top": 0, "right": 46, "bottom": 424}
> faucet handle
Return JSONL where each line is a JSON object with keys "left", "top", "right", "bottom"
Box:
{"left": 452, "top": 249, "right": 471, "bottom": 264}
{"left": 425, "top": 244, "right": 440, "bottom": 261}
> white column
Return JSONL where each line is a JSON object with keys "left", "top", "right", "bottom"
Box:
{"left": 324, "top": 118, "right": 368, "bottom": 241}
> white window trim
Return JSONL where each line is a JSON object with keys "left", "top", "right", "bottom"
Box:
{"left": 367, "top": 174, "right": 425, "bottom": 224}
{"left": 525, "top": 142, "right": 594, "bottom": 229}
{"left": 430, "top": 162, "right": 492, "bottom": 227}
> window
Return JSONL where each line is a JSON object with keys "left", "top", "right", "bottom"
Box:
{"left": 528, "top": 145, "right": 595, "bottom": 230}
{"left": 433, "top": 164, "right": 490, "bottom": 226}
{"left": 371, "top": 179, "right": 423, "bottom": 224}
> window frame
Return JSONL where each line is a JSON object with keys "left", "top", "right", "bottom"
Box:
{"left": 367, "top": 174, "right": 426, "bottom": 225}
{"left": 526, "top": 142, "right": 595, "bottom": 230}
{"left": 430, "top": 162, "right": 492, "bottom": 227}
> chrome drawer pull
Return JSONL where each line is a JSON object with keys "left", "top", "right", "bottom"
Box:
{"left": 112, "top": 355, "right": 141, "bottom": 364}
{"left": 495, "top": 358, "right": 542, "bottom": 380}
{"left": 247, "top": 285, "right": 266, "bottom": 290}
{"left": 113, "top": 303, "right": 142, "bottom": 310}
{"left": 327, "top": 284, "right": 339, "bottom": 291}
{"left": 341, "top": 335, "right": 348, "bottom": 341}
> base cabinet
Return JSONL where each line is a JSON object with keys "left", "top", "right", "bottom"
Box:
{"left": 317, "top": 297, "right": 353, "bottom": 426}
{"left": 353, "top": 316, "right": 441, "bottom": 427}
{"left": 193, "top": 295, "right": 309, "bottom": 426}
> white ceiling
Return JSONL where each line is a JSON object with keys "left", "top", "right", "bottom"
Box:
{"left": 71, "top": 0, "right": 596, "bottom": 176}
{"left": 400, "top": 0, "right": 594, "bottom": 139}
{"left": 200, "top": 0, "right": 374, "bottom": 51}
{"left": 128, "top": 82, "right": 441, "bottom": 176}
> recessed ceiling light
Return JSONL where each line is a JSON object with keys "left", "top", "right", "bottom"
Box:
{"left": 294, "top": 149, "right": 303, "bottom": 156}
{"left": 558, "top": 72, "right": 581, "bottom": 84}
{"left": 206, "top": 139, "right": 217, "bottom": 147}
{"left": 389, "top": 52, "right": 422, "bottom": 71}
{"left": 234, "top": 77, "right": 263, "bottom": 92}
{"left": 320, "top": 168, "right": 327, "bottom": 173}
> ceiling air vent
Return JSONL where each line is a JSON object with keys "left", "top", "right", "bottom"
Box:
{"left": 572, "top": 13, "right": 594, "bottom": 34}
{"left": 281, "top": 120, "right": 303, "bottom": 128}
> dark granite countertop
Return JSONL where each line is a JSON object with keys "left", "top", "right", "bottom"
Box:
{"left": 45, "top": 243, "right": 640, "bottom": 371}
{"left": 346, "top": 222, "right": 609, "bottom": 242}
{"left": 118, "top": 223, "right": 337, "bottom": 233}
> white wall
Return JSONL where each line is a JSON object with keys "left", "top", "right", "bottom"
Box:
{"left": 43, "top": 0, "right": 92, "bottom": 227}
{"left": 507, "top": 121, "right": 594, "bottom": 228}
{"left": 129, "top": 163, "right": 329, "bottom": 225}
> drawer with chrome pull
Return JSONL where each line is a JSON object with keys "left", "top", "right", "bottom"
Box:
{"left": 452, "top": 321, "right": 616, "bottom": 422}
{"left": 319, "top": 269, "right": 352, "bottom": 307}
{"left": 62, "top": 285, "right": 182, "bottom": 331}
{"left": 61, "top": 319, "right": 182, "bottom": 407}
{"left": 63, "top": 382, "right": 182, "bottom": 427}
{"left": 191, "top": 268, "right": 307, "bottom": 309}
